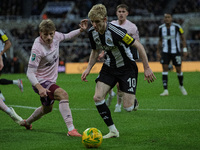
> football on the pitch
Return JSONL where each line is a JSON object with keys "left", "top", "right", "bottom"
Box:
{"left": 82, "top": 128, "right": 103, "bottom": 148}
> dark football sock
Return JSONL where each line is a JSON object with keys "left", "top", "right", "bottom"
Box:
{"left": 0, "top": 79, "right": 13, "bottom": 85}
{"left": 96, "top": 102, "right": 114, "bottom": 126}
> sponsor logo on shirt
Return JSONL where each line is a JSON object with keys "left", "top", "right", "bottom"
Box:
{"left": 163, "top": 35, "right": 175, "bottom": 40}
{"left": 45, "top": 56, "right": 58, "bottom": 66}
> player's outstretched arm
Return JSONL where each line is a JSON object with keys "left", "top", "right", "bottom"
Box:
{"left": 132, "top": 40, "right": 156, "bottom": 83}
{"left": 81, "top": 49, "right": 100, "bottom": 82}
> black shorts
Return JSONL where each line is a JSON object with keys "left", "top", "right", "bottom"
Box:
{"left": 95, "top": 63, "right": 138, "bottom": 94}
{"left": 160, "top": 52, "right": 182, "bottom": 66}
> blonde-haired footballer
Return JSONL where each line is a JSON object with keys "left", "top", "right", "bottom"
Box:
{"left": 20, "top": 19, "right": 88, "bottom": 137}
{"left": 81, "top": 4, "right": 156, "bottom": 139}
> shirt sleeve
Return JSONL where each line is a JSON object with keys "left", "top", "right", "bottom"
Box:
{"left": 63, "top": 29, "right": 81, "bottom": 40}
{"left": 26, "top": 49, "right": 42, "bottom": 86}
{"left": 0, "top": 29, "right": 9, "bottom": 42}
{"left": 178, "top": 25, "right": 184, "bottom": 34}
{"left": 115, "top": 27, "right": 135, "bottom": 47}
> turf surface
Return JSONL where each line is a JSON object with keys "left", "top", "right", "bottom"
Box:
{"left": 0, "top": 72, "right": 199, "bottom": 150}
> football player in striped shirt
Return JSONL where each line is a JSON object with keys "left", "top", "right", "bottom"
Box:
{"left": 105, "top": 4, "right": 140, "bottom": 113}
{"left": 0, "top": 29, "right": 23, "bottom": 102}
{"left": 81, "top": 4, "right": 156, "bottom": 139}
{"left": 157, "top": 13, "right": 188, "bottom": 96}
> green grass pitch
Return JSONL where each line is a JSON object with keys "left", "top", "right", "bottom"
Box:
{"left": 0, "top": 72, "right": 200, "bottom": 150}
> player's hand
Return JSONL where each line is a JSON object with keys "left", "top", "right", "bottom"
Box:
{"left": 81, "top": 69, "right": 90, "bottom": 82}
{"left": 39, "top": 87, "right": 51, "bottom": 97}
{"left": 79, "top": 19, "right": 88, "bottom": 32}
{"left": 0, "top": 55, "right": 3, "bottom": 71}
{"left": 97, "top": 51, "right": 105, "bottom": 61}
{"left": 35, "top": 83, "right": 50, "bottom": 97}
{"left": 144, "top": 68, "right": 156, "bottom": 83}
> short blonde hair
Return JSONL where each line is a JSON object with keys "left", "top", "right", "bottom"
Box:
{"left": 88, "top": 4, "right": 107, "bottom": 20}
{"left": 39, "top": 19, "right": 56, "bottom": 32}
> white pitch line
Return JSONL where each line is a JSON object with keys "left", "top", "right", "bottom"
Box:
{"left": 8, "top": 105, "right": 200, "bottom": 112}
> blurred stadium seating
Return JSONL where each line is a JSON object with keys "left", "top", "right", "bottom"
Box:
{"left": 0, "top": 0, "right": 199, "bottom": 73}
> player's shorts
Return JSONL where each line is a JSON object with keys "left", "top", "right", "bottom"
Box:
{"left": 33, "top": 81, "right": 60, "bottom": 106}
{"left": 95, "top": 63, "right": 138, "bottom": 94}
{"left": 160, "top": 52, "right": 182, "bottom": 66}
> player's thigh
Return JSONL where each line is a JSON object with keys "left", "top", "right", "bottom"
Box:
{"left": 172, "top": 54, "right": 182, "bottom": 67}
{"left": 161, "top": 53, "right": 170, "bottom": 65}
{"left": 94, "top": 81, "right": 111, "bottom": 102}
{"left": 54, "top": 88, "right": 68, "bottom": 100}
{"left": 123, "top": 92, "right": 136, "bottom": 108}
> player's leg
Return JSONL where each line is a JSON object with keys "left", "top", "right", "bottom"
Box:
{"left": 174, "top": 57, "right": 187, "bottom": 95}
{"left": 20, "top": 105, "right": 53, "bottom": 130}
{"left": 94, "top": 81, "right": 119, "bottom": 139}
{"left": 0, "top": 79, "right": 23, "bottom": 92}
{"left": 0, "top": 98, "right": 23, "bottom": 124}
{"left": 54, "top": 87, "right": 81, "bottom": 137}
{"left": 118, "top": 62, "right": 139, "bottom": 112}
{"left": 105, "top": 88, "right": 116, "bottom": 107}
{"left": 160, "top": 53, "right": 170, "bottom": 96}
{"left": 114, "top": 83, "right": 123, "bottom": 112}
{"left": 0, "top": 90, "right": 5, "bottom": 101}
{"left": 20, "top": 81, "right": 55, "bottom": 130}
{"left": 160, "top": 64, "right": 169, "bottom": 96}
{"left": 123, "top": 93, "right": 139, "bottom": 111}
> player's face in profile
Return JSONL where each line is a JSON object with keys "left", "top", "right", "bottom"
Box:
{"left": 164, "top": 14, "right": 172, "bottom": 25}
{"left": 116, "top": 8, "right": 128, "bottom": 22}
{"left": 90, "top": 17, "right": 106, "bottom": 34}
{"left": 40, "top": 30, "right": 55, "bottom": 45}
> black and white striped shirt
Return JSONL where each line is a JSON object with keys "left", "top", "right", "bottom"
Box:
{"left": 89, "top": 22, "right": 135, "bottom": 68}
{"left": 0, "top": 29, "right": 8, "bottom": 52}
{"left": 158, "top": 22, "right": 184, "bottom": 54}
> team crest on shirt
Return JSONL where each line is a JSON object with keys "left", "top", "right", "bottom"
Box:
{"left": 106, "top": 38, "right": 112, "bottom": 45}
{"left": 31, "top": 53, "right": 36, "bottom": 61}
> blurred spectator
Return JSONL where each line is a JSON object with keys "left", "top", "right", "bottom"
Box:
{"left": 172, "top": 0, "right": 200, "bottom": 14}
{"left": 11, "top": 53, "right": 20, "bottom": 73}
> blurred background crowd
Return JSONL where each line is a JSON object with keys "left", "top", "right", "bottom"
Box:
{"left": 0, "top": 0, "right": 199, "bottom": 73}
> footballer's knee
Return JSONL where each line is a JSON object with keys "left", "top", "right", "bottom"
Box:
{"left": 124, "top": 99, "right": 138, "bottom": 112}
{"left": 93, "top": 95, "right": 104, "bottom": 103}
{"left": 54, "top": 88, "right": 69, "bottom": 100}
